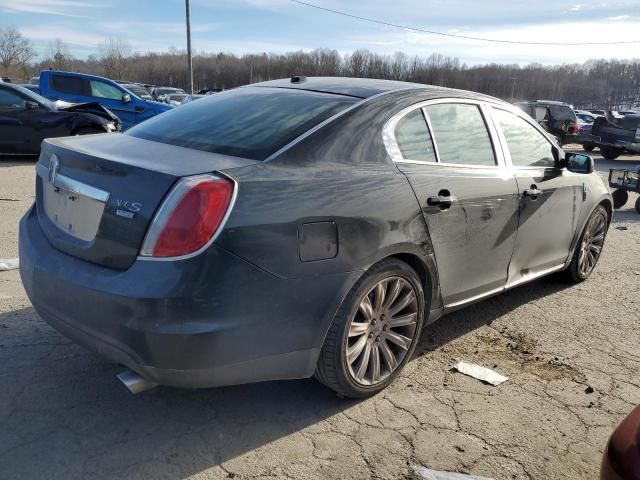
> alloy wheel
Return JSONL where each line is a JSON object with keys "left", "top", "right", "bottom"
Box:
{"left": 578, "top": 211, "right": 607, "bottom": 277}
{"left": 345, "top": 276, "right": 419, "bottom": 386}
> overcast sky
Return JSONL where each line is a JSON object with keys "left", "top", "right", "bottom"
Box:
{"left": 1, "top": 0, "right": 640, "bottom": 65}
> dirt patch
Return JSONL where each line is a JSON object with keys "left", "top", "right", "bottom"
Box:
{"left": 440, "top": 326, "right": 585, "bottom": 383}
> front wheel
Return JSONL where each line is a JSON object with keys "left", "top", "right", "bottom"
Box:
{"left": 635, "top": 196, "right": 640, "bottom": 214}
{"left": 564, "top": 205, "right": 609, "bottom": 282}
{"left": 583, "top": 144, "right": 595, "bottom": 152}
{"left": 601, "top": 148, "right": 622, "bottom": 160}
{"left": 612, "top": 189, "right": 629, "bottom": 209}
{"left": 315, "top": 259, "right": 425, "bottom": 398}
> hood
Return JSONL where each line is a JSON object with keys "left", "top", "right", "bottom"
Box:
{"left": 58, "top": 102, "right": 121, "bottom": 125}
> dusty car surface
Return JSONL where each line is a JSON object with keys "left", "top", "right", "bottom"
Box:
{"left": 601, "top": 406, "right": 640, "bottom": 480}
{"left": 19, "top": 77, "right": 612, "bottom": 398}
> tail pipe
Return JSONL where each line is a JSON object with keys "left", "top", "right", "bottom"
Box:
{"left": 116, "top": 370, "right": 157, "bottom": 394}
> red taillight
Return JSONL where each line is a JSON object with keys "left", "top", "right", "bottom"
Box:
{"left": 140, "top": 175, "right": 234, "bottom": 258}
{"left": 571, "top": 121, "right": 578, "bottom": 134}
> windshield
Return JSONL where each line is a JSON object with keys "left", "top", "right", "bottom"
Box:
{"left": 156, "top": 88, "right": 184, "bottom": 96}
{"left": 127, "top": 86, "right": 358, "bottom": 160}
{"left": 124, "top": 84, "right": 153, "bottom": 101}
{"left": 12, "top": 84, "right": 55, "bottom": 110}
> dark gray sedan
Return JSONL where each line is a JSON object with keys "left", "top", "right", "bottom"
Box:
{"left": 19, "top": 77, "right": 612, "bottom": 398}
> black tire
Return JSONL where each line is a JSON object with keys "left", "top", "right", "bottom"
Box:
{"left": 315, "top": 258, "right": 426, "bottom": 399}
{"left": 601, "top": 148, "right": 622, "bottom": 160}
{"left": 74, "top": 127, "right": 105, "bottom": 136}
{"left": 564, "top": 205, "right": 609, "bottom": 283}
{"left": 554, "top": 135, "right": 564, "bottom": 147}
{"left": 583, "top": 144, "right": 595, "bottom": 152}
{"left": 635, "top": 196, "right": 640, "bottom": 214}
{"left": 612, "top": 189, "right": 629, "bottom": 209}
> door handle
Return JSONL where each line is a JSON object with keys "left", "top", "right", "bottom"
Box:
{"left": 523, "top": 185, "right": 542, "bottom": 198}
{"left": 427, "top": 190, "right": 456, "bottom": 209}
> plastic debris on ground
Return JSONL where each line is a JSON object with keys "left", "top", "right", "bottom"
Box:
{"left": 0, "top": 258, "right": 19, "bottom": 271}
{"left": 412, "top": 465, "right": 494, "bottom": 480}
{"left": 454, "top": 361, "right": 509, "bottom": 386}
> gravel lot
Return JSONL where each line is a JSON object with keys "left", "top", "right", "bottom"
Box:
{"left": 0, "top": 150, "right": 638, "bottom": 480}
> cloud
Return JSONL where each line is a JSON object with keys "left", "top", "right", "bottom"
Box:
{"left": 608, "top": 14, "right": 631, "bottom": 20}
{"left": 100, "top": 21, "right": 219, "bottom": 35}
{"left": 570, "top": 4, "right": 583, "bottom": 11}
{"left": 0, "top": 0, "right": 104, "bottom": 18}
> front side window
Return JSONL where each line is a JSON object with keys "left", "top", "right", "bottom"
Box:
{"left": 90, "top": 80, "right": 124, "bottom": 100}
{"left": 0, "top": 89, "right": 25, "bottom": 109}
{"left": 394, "top": 109, "right": 437, "bottom": 162}
{"left": 493, "top": 108, "right": 555, "bottom": 168}
{"left": 127, "top": 87, "right": 357, "bottom": 161}
{"left": 424, "top": 103, "right": 496, "bottom": 166}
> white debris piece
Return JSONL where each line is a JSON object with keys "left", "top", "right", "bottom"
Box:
{"left": 412, "top": 465, "right": 494, "bottom": 480}
{"left": 454, "top": 361, "right": 509, "bottom": 386}
{"left": 0, "top": 258, "right": 19, "bottom": 271}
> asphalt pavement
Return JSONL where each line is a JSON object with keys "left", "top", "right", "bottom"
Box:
{"left": 0, "top": 150, "right": 638, "bottom": 479}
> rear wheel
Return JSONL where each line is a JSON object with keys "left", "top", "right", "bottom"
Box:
{"left": 315, "top": 259, "right": 425, "bottom": 398}
{"left": 635, "top": 196, "right": 640, "bottom": 214}
{"left": 601, "top": 148, "right": 622, "bottom": 160}
{"left": 583, "top": 144, "right": 595, "bottom": 152}
{"left": 564, "top": 205, "right": 608, "bottom": 282}
{"left": 612, "top": 189, "right": 629, "bottom": 209}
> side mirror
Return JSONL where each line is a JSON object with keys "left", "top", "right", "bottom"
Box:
{"left": 566, "top": 152, "right": 594, "bottom": 174}
{"left": 25, "top": 101, "right": 39, "bottom": 110}
{"left": 122, "top": 93, "right": 131, "bottom": 103}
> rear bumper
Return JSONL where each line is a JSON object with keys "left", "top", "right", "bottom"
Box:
{"left": 586, "top": 135, "right": 640, "bottom": 153}
{"left": 19, "top": 206, "right": 349, "bottom": 388}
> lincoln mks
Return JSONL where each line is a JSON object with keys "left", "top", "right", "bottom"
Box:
{"left": 20, "top": 77, "right": 612, "bottom": 398}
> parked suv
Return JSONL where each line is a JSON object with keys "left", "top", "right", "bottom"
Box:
{"left": 37, "top": 71, "right": 172, "bottom": 129}
{"left": 515, "top": 100, "right": 578, "bottom": 146}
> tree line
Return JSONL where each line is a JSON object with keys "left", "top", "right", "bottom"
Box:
{"left": 2, "top": 26, "right": 640, "bottom": 109}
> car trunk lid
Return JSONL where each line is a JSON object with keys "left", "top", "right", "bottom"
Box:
{"left": 35, "top": 133, "right": 257, "bottom": 269}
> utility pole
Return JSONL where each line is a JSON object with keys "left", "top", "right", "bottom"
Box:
{"left": 185, "top": 0, "right": 194, "bottom": 94}
{"left": 510, "top": 77, "right": 518, "bottom": 103}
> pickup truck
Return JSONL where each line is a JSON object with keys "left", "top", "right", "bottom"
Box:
{"left": 37, "top": 71, "right": 172, "bottom": 130}
{"left": 587, "top": 112, "right": 640, "bottom": 160}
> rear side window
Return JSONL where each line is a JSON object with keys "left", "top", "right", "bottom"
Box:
{"left": 493, "top": 108, "right": 555, "bottom": 168}
{"left": 50, "top": 75, "right": 89, "bottom": 96}
{"left": 424, "top": 103, "right": 496, "bottom": 166}
{"left": 394, "top": 109, "right": 437, "bottom": 162}
{"left": 127, "top": 87, "right": 358, "bottom": 160}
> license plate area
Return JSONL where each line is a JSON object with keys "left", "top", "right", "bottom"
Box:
{"left": 43, "top": 181, "right": 105, "bottom": 242}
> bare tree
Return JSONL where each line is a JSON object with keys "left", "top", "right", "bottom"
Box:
{"left": 0, "top": 26, "right": 36, "bottom": 75}
{"left": 99, "top": 37, "right": 131, "bottom": 80}
{"left": 48, "top": 38, "right": 72, "bottom": 71}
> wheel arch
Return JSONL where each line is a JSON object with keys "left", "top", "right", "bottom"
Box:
{"left": 312, "top": 248, "right": 441, "bottom": 371}
{"left": 565, "top": 195, "right": 613, "bottom": 270}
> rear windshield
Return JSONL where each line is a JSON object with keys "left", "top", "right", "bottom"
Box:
{"left": 549, "top": 105, "right": 576, "bottom": 121}
{"left": 126, "top": 87, "right": 358, "bottom": 160}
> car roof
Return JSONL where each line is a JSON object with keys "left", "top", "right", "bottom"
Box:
{"left": 45, "top": 70, "right": 117, "bottom": 83}
{"left": 250, "top": 76, "right": 489, "bottom": 100}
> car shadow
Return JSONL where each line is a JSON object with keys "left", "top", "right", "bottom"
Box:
{"left": 0, "top": 275, "right": 574, "bottom": 478}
